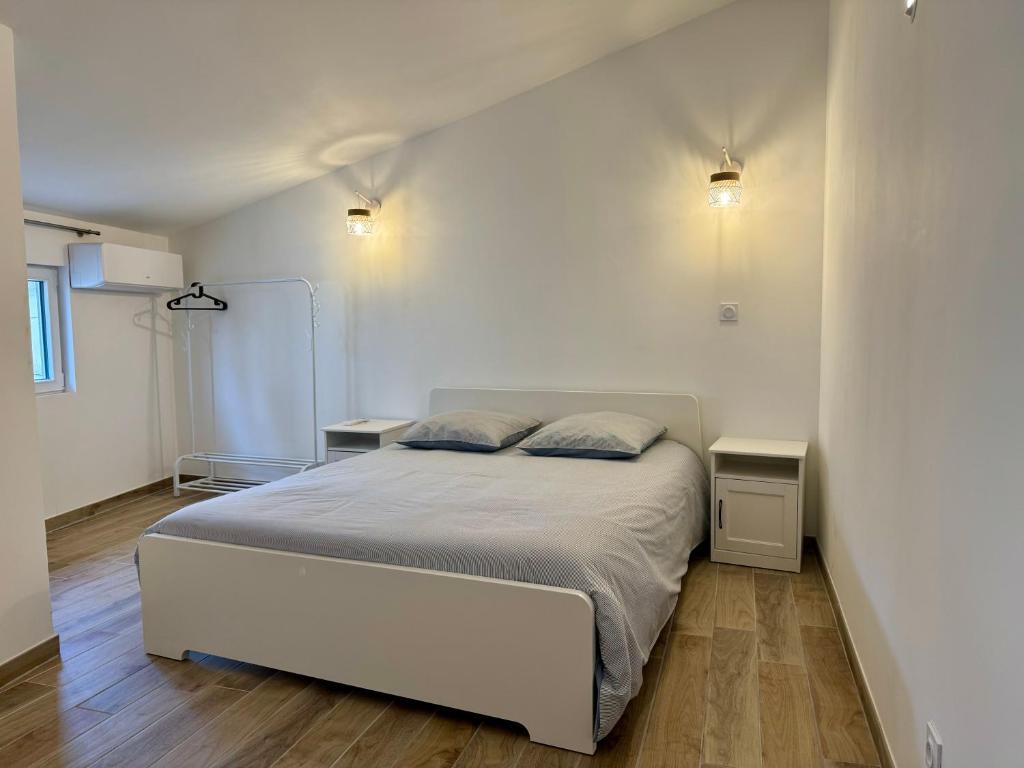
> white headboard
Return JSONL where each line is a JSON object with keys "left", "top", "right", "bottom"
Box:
{"left": 429, "top": 388, "right": 704, "bottom": 460}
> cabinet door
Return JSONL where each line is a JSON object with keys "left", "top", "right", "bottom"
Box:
{"left": 715, "top": 478, "right": 798, "bottom": 558}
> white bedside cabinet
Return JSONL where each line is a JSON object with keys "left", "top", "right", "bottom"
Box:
{"left": 321, "top": 419, "right": 415, "bottom": 463}
{"left": 709, "top": 437, "right": 809, "bottom": 573}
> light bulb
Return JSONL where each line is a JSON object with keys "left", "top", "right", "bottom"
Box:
{"left": 708, "top": 171, "right": 742, "bottom": 208}
{"left": 346, "top": 208, "right": 375, "bottom": 236}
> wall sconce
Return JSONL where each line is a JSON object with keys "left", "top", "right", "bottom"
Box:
{"left": 905, "top": 0, "right": 918, "bottom": 21}
{"left": 347, "top": 191, "right": 380, "bottom": 236}
{"left": 708, "top": 147, "right": 743, "bottom": 208}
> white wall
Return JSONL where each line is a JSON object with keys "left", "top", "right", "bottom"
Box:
{"left": 0, "top": 23, "right": 55, "bottom": 665}
{"left": 818, "top": 1, "right": 1024, "bottom": 765}
{"left": 25, "top": 211, "right": 178, "bottom": 519}
{"left": 173, "top": 0, "right": 829, "bottom": 527}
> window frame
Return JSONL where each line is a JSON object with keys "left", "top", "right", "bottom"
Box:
{"left": 27, "top": 264, "right": 65, "bottom": 394}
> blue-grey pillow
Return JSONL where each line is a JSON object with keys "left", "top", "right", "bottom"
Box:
{"left": 398, "top": 410, "right": 540, "bottom": 453}
{"left": 518, "top": 411, "right": 666, "bottom": 459}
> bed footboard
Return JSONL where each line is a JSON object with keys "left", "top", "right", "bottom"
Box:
{"left": 138, "top": 534, "right": 597, "bottom": 754}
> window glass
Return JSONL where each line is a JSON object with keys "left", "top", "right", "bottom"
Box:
{"left": 27, "top": 265, "right": 65, "bottom": 393}
{"left": 27, "top": 278, "right": 52, "bottom": 382}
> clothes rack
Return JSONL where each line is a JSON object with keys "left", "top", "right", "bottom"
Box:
{"left": 170, "top": 277, "right": 319, "bottom": 495}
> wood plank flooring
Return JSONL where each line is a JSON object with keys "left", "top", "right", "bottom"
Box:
{"left": 0, "top": 488, "right": 883, "bottom": 767}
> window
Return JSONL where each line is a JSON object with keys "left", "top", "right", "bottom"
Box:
{"left": 27, "top": 265, "right": 65, "bottom": 393}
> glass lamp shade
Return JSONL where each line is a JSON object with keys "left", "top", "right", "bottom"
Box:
{"left": 708, "top": 171, "right": 742, "bottom": 208}
{"left": 346, "top": 208, "right": 375, "bottom": 236}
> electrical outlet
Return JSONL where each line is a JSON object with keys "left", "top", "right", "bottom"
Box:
{"left": 925, "top": 721, "right": 943, "bottom": 768}
{"left": 719, "top": 303, "right": 739, "bottom": 322}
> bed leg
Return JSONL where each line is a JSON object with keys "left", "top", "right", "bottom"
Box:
{"left": 524, "top": 721, "right": 597, "bottom": 755}
{"left": 142, "top": 629, "right": 188, "bottom": 660}
{"left": 144, "top": 644, "right": 188, "bottom": 661}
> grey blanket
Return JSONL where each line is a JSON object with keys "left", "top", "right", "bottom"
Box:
{"left": 140, "top": 440, "right": 708, "bottom": 739}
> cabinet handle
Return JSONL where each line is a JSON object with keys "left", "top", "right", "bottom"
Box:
{"left": 718, "top": 499, "right": 723, "bottom": 529}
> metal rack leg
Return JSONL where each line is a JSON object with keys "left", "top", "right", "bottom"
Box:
{"left": 173, "top": 455, "right": 183, "bottom": 497}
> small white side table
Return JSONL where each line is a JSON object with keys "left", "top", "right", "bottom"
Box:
{"left": 709, "top": 437, "right": 809, "bottom": 573}
{"left": 321, "top": 419, "right": 414, "bottom": 463}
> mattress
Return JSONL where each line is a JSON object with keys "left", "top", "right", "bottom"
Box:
{"left": 139, "top": 439, "right": 708, "bottom": 739}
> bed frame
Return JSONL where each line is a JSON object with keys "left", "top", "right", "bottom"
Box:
{"left": 139, "top": 388, "right": 704, "bottom": 754}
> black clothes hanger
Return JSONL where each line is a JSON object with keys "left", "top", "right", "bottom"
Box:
{"left": 166, "top": 282, "right": 228, "bottom": 311}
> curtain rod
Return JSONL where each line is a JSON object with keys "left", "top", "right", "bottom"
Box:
{"left": 24, "top": 218, "right": 101, "bottom": 237}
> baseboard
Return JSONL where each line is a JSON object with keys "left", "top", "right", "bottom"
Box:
{"left": 810, "top": 538, "right": 898, "bottom": 768}
{"left": 45, "top": 476, "right": 175, "bottom": 533}
{"left": 0, "top": 634, "right": 59, "bottom": 689}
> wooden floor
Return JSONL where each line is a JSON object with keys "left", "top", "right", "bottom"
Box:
{"left": 0, "top": 487, "right": 882, "bottom": 768}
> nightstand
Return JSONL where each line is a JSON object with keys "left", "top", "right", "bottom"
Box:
{"left": 321, "top": 419, "right": 415, "bottom": 463}
{"left": 709, "top": 437, "right": 809, "bottom": 573}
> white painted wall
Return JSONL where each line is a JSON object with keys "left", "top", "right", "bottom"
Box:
{"left": 25, "top": 211, "right": 178, "bottom": 519}
{"left": 172, "top": 0, "right": 829, "bottom": 527}
{"left": 818, "top": 1, "right": 1024, "bottom": 765}
{"left": 0, "top": 22, "right": 55, "bottom": 665}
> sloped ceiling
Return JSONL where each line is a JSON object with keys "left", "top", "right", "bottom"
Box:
{"left": 0, "top": 0, "right": 734, "bottom": 233}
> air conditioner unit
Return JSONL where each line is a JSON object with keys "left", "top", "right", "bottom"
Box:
{"left": 69, "top": 243, "right": 184, "bottom": 293}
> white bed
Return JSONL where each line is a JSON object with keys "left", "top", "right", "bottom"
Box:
{"left": 138, "top": 388, "right": 707, "bottom": 754}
